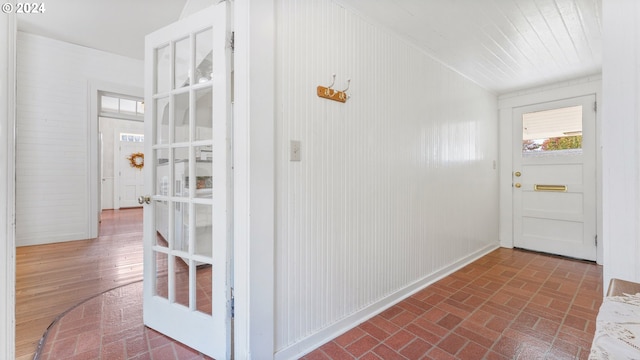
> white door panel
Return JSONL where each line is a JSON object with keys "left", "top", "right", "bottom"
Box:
{"left": 513, "top": 95, "right": 597, "bottom": 261}
{"left": 143, "top": 3, "right": 231, "bottom": 358}
{"left": 118, "top": 138, "right": 145, "bottom": 208}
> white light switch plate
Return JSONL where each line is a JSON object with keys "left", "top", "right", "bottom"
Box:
{"left": 290, "top": 140, "right": 301, "bottom": 161}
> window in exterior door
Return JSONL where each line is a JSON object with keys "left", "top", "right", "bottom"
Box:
{"left": 522, "top": 105, "right": 583, "bottom": 156}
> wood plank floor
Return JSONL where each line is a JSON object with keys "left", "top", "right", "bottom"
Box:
{"left": 16, "top": 208, "right": 144, "bottom": 360}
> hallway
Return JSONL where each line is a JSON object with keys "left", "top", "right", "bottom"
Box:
{"left": 17, "top": 208, "right": 603, "bottom": 359}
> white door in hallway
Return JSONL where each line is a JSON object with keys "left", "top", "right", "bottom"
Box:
{"left": 512, "top": 95, "right": 597, "bottom": 261}
{"left": 142, "top": 3, "right": 231, "bottom": 358}
{"left": 117, "top": 133, "right": 145, "bottom": 208}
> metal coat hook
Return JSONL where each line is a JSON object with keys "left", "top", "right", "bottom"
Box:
{"left": 317, "top": 75, "right": 350, "bottom": 104}
{"left": 327, "top": 74, "right": 336, "bottom": 89}
{"left": 342, "top": 79, "right": 351, "bottom": 93}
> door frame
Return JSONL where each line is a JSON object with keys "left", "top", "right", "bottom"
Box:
{"left": 88, "top": 81, "right": 143, "bottom": 236}
{"left": 0, "top": 10, "right": 16, "bottom": 360}
{"left": 498, "top": 77, "right": 603, "bottom": 264}
{"left": 232, "top": 0, "right": 275, "bottom": 357}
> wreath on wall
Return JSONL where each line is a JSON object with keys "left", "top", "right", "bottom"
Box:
{"left": 127, "top": 152, "right": 145, "bottom": 170}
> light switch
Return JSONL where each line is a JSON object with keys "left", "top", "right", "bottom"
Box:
{"left": 290, "top": 140, "right": 301, "bottom": 161}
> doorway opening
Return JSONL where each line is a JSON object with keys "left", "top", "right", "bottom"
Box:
{"left": 97, "top": 92, "right": 145, "bottom": 225}
{"left": 512, "top": 95, "right": 597, "bottom": 261}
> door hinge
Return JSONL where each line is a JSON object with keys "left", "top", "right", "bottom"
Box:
{"left": 229, "top": 31, "right": 234, "bottom": 52}
{"left": 230, "top": 287, "right": 235, "bottom": 318}
{"left": 595, "top": 235, "right": 598, "bottom": 246}
{"left": 594, "top": 101, "right": 597, "bottom": 112}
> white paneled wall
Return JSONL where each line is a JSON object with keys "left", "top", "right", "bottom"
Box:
{"left": 602, "top": 1, "right": 640, "bottom": 290}
{"left": 275, "top": 0, "right": 499, "bottom": 356}
{"left": 16, "top": 32, "right": 143, "bottom": 246}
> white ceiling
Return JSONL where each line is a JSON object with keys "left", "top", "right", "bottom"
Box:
{"left": 16, "top": 0, "right": 187, "bottom": 60}
{"left": 339, "top": 0, "right": 602, "bottom": 94}
{"left": 16, "top": 0, "right": 602, "bottom": 94}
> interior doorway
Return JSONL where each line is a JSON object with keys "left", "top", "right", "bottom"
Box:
{"left": 100, "top": 119, "right": 145, "bottom": 210}
{"left": 96, "top": 92, "right": 145, "bottom": 225}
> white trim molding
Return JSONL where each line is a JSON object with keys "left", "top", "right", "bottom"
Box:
{"left": 0, "top": 11, "right": 16, "bottom": 360}
{"left": 233, "top": 0, "right": 276, "bottom": 358}
{"left": 88, "top": 80, "right": 143, "bottom": 238}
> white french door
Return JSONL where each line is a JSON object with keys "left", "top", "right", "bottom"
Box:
{"left": 512, "top": 95, "right": 596, "bottom": 261}
{"left": 142, "top": 3, "right": 231, "bottom": 358}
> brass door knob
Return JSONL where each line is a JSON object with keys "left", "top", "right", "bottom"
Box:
{"left": 514, "top": 171, "right": 521, "bottom": 177}
{"left": 514, "top": 183, "right": 521, "bottom": 188}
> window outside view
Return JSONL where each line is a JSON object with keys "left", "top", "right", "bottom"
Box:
{"left": 522, "top": 105, "right": 583, "bottom": 156}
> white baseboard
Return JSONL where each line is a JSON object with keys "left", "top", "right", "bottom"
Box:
{"left": 16, "top": 232, "right": 89, "bottom": 247}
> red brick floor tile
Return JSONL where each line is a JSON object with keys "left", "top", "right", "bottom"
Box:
{"left": 436, "top": 313, "right": 462, "bottom": 330}
{"left": 390, "top": 310, "right": 419, "bottom": 327}
{"left": 125, "top": 335, "right": 148, "bottom": 357}
{"left": 466, "top": 309, "right": 493, "bottom": 326}
{"left": 370, "top": 314, "right": 402, "bottom": 334}
{"left": 564, "top": 314, "right": 588, "bottom": 331}
{"left": 173, "top": 341, "right": 203, "bottom": 359}
{"left": 422, "top": 293, "right": 446, "bottom": 306}
{"left": 398, "top": 300, "right": 427, "bottom": 316}
{"left": 485, "top": 350, "right": 510, "bottom": 360}
{"left": 150, "top": 343, "right": 176, "bottom": 360}
{"left": 399, "top": 338, "right": 432, "bottom": 359}
{"left": 413, "top": 316, "right": 449, "bottom": 338}
{"left": 425, "top": 346, "right": 457, "bottom": 360}
{"left": 420, "top": 306, "right": 447, "bottom": 323}
{"left": 75, "top": 329, "right": 101, "bottom": 354}
{"left": 454, "top": 321, "right": 498, "bottom": 349}
{"left": 491, "top": 335, "right": 520, "bottom": 357}
{"left": 359, "top": 352, "right": 383, "bottom": 360}
{"left": 102, "top": 339, "right": 126, "bottom": 360}
{"left": 301, "top": 348, "right": 332, "bottom": 360}
{"left": 334, "top": 327, "right": 366, "bottom": 347}
{"left": 534, "top": 317, "right": 561, "bottom": 337}
{"left": 345, "top": 335, "right": 380, "bottom": 358}
{"left": 463, "top": 294, "right": 486, "bottom": 307}
{"left": 384, "top": 329, "right": 416, "bottom": 351}
{"left": 67, "top": 349, "right": 101, "bottom": 360}
{"left": 437, "top": 332, "right": 467, "bottom": 355}
{"left": 551, "top": 337, "right": 582, "bottom": 358}
{"left": 485, "top": 315, "right": 511, "bottom": 333}
{"left": 380, "top": 306, "right": 404, "bottom": 320}
{"left": 372, "top": 344, "right": 405, "bottom": 360}
{"left": 405, "top": 323, "right": 442, "bottom": 345}
{"left": 128, "top": 352, "right": 153, "bottom": 360}
{"left": 359, "top": 322, "right": 390, "bottom": 341}
{"left": 457, "top": 341, "right": 489, "bottom": 359}
{"left": 49, "top": 336, "right": 78, "bottom": 360}
{"left": 319, "top": 341, "right": 355, "bottom": 359}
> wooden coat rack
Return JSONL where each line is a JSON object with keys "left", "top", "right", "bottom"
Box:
{"left": 317, "top": 75, "right": 350, "bottom": 103}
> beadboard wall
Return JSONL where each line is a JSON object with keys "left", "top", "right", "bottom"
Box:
{"left": 274, "top": 0, "right": 499, "bottom": 357}
{"left": 15, "top": 32, "right": 143, "bottom": 246}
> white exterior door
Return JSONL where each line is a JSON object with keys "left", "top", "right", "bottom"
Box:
{"left": 117, "top": 134, "right": 145, "bottom": 208}
{"left": 142, "top": 4, "right": 231, "bottom": 358}
{"left": 513, "top": 95, "right": 596, "bottom": 261}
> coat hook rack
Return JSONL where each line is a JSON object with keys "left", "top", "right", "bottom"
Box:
{"left": 317, "top": 75, "right": 350, "bottom": 103}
